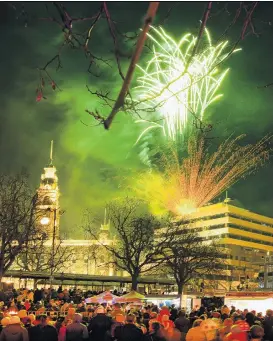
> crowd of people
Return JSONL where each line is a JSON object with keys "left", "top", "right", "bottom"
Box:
{"left": 0, "top": 287, "right": 272, "bottom": 341}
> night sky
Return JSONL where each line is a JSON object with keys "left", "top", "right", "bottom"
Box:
{"left": 1, "top": 2, "right": 273, "bottom": 235}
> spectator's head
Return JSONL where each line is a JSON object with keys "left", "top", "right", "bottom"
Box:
{"left": 151, "top": 322, "right": 162, "bottom": 333}
{"left": 161, "top": 314, "right": 170, "bottom": 322}
{"left": 37, "top": 314, "right": 47, "bottom": 326}
{"left": 193, "top": 319, "right": 203, "bottom": 327}
{"left": 250, "top": 325, "right": 264, "bottom": 340}
{"left": 113, "top": 303, "right": 121, "bottom": 310}
{"left": 9, "top": 316, "right": 21, "bottom": 325}
{"left": 28, "top": 314, "right": 35, "bottom": 323}
{"left": 223, "top": 318, "right": 233, "bottom": 327}
{"left": 233, "top": 314, "right": 244, "bottom": 322}
{"left": 246, "top": 312, "right": 255, "bottom": 325}
{"left": 212, "top": 312, "right": 221, "bottom": 319}
{"left": 266, "top": 309, "right": 273, "bottom": 317}
{"left": 115, "top": 314, "right": 125, "bottom": 323}
{"left": 126, "top": 314, "right": 136, "bottom": 324}
{"left": 178, "top": 310, "right": 186, "bottom": 317}
{"left": 150, "top": 312, "right": 158, "bottom": 319}
{"left": 73, "top": 313, "right": 82, "bottom": 323}
{"left": 96, "top": 306, "right": 105, "bottom": 315}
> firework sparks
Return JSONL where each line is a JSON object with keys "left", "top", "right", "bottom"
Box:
{"left": 133, "top": 135, "right": 270, "bottom": 216}
{"left": 134, "top": 27, "right": 240, "bottom": 141}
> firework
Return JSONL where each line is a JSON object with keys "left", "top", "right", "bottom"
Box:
{"left": 133, "top": 135, "right": 270, "bottom": 216}
{"left": 134, "top": 27, "right": 240, "bottom": 141}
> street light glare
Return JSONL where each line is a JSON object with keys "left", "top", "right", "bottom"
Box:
{"left": 40, "top": 217, "right": 50, "bottom": 225}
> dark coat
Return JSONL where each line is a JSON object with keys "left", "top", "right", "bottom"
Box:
{"left": 144, "top": 332, "right": 166, "bottom": 341}
{"left": 174, "top": 316, "right": 190, "bottom": 333}
{"left": 263, "top": 316, "right": 273, "bottom": 341}
{"left": 88, "top": 314, "right": 112, "bottom": 341}
{"left": 28, "top": 324, "right": 58, "bottom": 341}
{"left": 66, "top": 322, "right": 89, "bottom": 341}
{"left": 0, "top": 324, "right": 29, "bottom": 341}
{"left": 114, "top": 324, "right": 144, "bottom": 341}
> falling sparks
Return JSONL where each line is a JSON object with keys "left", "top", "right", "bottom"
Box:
{"left": 133, "top": 26, "right": 240, "bottom": 141}
{"left": 133, "top": 135, "right": 271, "bottom": 216}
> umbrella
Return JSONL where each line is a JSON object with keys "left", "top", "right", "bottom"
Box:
{"left": 85, "top": 296, "right": 100, "bottom": 304}
{"left": 116, "top": 290, "right": 145, "bottom": 303}
{"left": 97, "top": 291, "right": 119, "bottom": 302}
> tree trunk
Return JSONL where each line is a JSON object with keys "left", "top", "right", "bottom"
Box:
{"left": 131, "top": 273, "right": 139, "bottom": 291}
{"left": 178, "top": 283, "right": 184, "bottom": 309}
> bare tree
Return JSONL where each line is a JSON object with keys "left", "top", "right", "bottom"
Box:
{"left": 163, "top": 224, "right": 225, "bottom": 308}
{"left": 84, "top": 198, "right": 173, "bottom": 290}
{"left": 0, "top": 173, "right": 38, "bottom": 282}
{"left": 16, "top": 231, "right": 73, "bottom": 288}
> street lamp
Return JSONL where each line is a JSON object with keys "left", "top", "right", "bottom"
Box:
{"left": 43, "top": 207, "right": 64, "bottom": 289}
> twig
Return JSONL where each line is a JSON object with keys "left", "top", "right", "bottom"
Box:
{"left": 185, "top": 2, "right": 212, "bottom": 71}
{"left": 103, "top": 2, "right": 125, "bottom": 80}
{"left": 103, "top": 2, "right": 160, "bottom": 130}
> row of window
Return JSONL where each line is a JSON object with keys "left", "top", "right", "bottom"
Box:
{"left": 188, "top": 212, "right": 273, "bottom": 229}
{"left": 205, "top": 233, "right": 273, "bottom": 247}
{"left": 192, "top": 223, "right": 273, "bottom": 239}
{"left": 228, "top": 223, "right": 273, "bottom": 237}
{"left": 228, "top": 213, "right": 273, "bottom": 229}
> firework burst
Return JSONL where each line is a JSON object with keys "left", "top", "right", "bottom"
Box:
{"left": 133, "top": 135, "right": 270, "bottom": 216}
{"left": 134, "top": 26, "right": 240, "bottom": 142}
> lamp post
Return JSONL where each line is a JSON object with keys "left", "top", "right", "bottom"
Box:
{"left": 40, "top": 207, "right": 64, "bottom": 289}
{"left": 50, "top": 207, "right": 57, "bottom": 288}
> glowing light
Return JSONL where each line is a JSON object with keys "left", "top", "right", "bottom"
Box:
{"left": 40, "top": 217, "right": 50, "bottom": 225}
{"left": 133, "top": 135, "right": 270, "bottom": 216}
{"left": 134, "top": 27, "right": 240, "bottom": 141}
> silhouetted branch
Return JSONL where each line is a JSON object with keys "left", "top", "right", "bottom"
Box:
{"left": 102, "top": 2, "right": 160, "bottom": 130}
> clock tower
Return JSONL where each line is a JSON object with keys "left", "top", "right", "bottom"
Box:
{"left": 36, "top": 141, "right": 60, "bottom": 239}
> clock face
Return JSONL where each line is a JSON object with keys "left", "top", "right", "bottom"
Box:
{"left": 40, "top": 217, "right": 50, "bottom": 225}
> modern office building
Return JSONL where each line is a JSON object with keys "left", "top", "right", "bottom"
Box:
{"left": 185, "top": 200, "right": 273, "bottom": 290}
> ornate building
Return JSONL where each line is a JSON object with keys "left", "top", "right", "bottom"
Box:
{"left": 36, "top": 141, "right": 60, "bottom": 239}
{"left": 4, "top": 142, "right": 273, "bottom": 293}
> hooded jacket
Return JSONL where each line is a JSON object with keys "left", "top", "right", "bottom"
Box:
{"left": 0, "top": 324, "right": 29, "bottom": 341}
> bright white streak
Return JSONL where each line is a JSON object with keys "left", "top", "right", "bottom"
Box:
{"left": 134, "top": 27, "right": 241, "bottom": 141}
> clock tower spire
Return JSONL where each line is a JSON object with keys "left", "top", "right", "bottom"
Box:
{"left": 36, "top": 141, "right": 60, "bottom": 239}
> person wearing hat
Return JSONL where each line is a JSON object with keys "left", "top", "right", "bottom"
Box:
{"left": 28, "top": 314, "right": 58, "bottom": 341}
{"left": 88, "top": 306, "right": 112, "bottom": 341}
{"left": 66, "top": 313, "right": 89, "bottom": 341}
{"left": 0, "top": 316, "right": 29, "bottom": 341}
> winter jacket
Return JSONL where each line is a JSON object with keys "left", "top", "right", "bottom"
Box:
{"left": 66, "top": 322, "right": 89, "bottom": 341}
{"left": 88, "top": 314, "right": 112, "bottom": 341}
{"left": 28, "top": 324, "right": 58, "bottom": 341}
{"left": 0, "top": 324, "right": 29, "bottom": 341}
{"left": 174, "top": 316, "right": 190, "bottom": 333}
{"left": 114, "top": 323, "right": 144, "bottom": 341}
{"left": 264, "top": 316, "right": 273, "bottom": 341}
